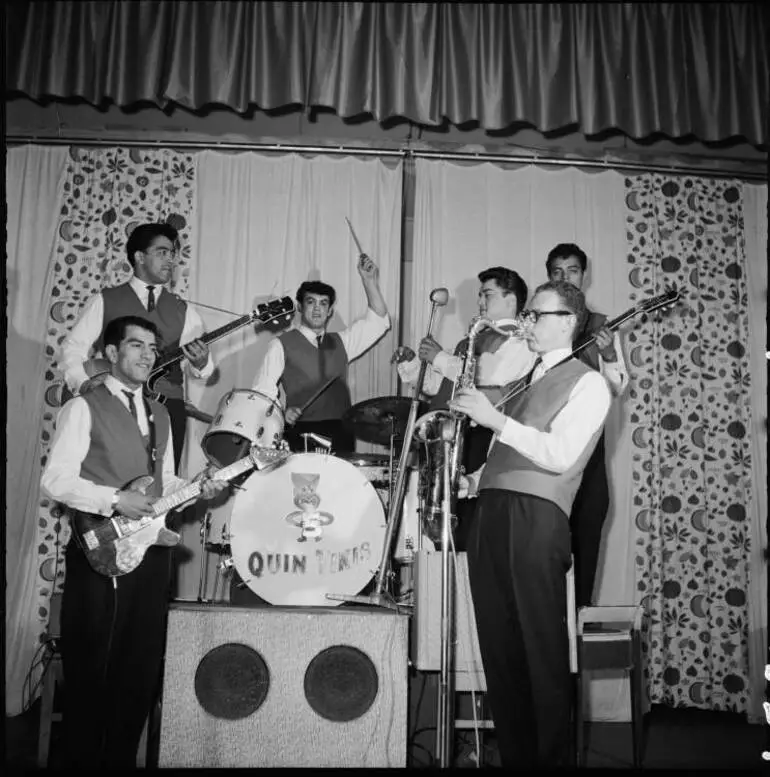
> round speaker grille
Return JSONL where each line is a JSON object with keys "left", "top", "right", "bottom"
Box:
{"left": 194, "top": 643, "right": 269, "bottom": 719}
{"left": 304, "top": 645, "right": 378, "bottom": 722}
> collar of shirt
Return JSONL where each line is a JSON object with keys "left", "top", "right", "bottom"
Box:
{"left": 129, "top": 275, "right": 161, "bottom": 306}
{"left": 104, "top": 375, "right": 144, "bottom": 404}
{"left": 537, "top": 347, "right": 574, "bottom": 373}
{"left": 296, "top": 324, "right": 327, "bottom": 346}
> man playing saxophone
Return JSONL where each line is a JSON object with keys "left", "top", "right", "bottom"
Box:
{"left": 393, "top": 266, "right": 535, "bottom": 546}
{"left": 449, "top": 280, "right": 612, "bottom": 769}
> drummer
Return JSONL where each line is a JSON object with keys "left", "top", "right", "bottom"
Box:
{"left": 251, "top": 253, "right": 389, "bottom": 454}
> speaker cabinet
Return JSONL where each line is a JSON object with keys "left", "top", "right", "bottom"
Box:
{"left": 411, "top": 550, "right": 486, "bottom": 691}
{"left": 158, "top": 604, "right": 408, "bottom": 767}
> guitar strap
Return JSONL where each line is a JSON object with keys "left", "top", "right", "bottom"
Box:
{"left": 142, "top": 395, "right": 158, "bottom": 474}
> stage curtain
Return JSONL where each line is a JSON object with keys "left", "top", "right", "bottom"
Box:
{"left": 6, "top": 145, "right": 68, "bottom": 716}
{"left": 624, "top": 174, "right": 761, "bottom": 716}
{"left": 742, "top": 183, "right": 768, "bottom": 724}
{"left": 6, "top": 2, "right": 768, "bottom": 145}
{"left": 174, "top": 149, "right": 403, "bottom": 601}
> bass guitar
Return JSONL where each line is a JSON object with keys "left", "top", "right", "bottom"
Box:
{"left": 495, "top": 286, "right": 682, "bottom": 408}
{"left": 70, "top": 444, "right": 290, "bottom": 578}
{"left": 63, "top": 296, "right": 295, "bottom": 405}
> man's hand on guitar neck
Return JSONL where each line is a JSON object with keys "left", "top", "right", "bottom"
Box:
{"left": 182, "top": 338, "right": 209, "bottom": 371}
{"left": 594, "top": 326, "right": 618, "bottom": 362}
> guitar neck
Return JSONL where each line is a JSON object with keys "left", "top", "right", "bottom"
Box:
{"left": 155, "top": 313, "right": 254, "bottom": 372}
{"left": 150, "top": 456, "right": 255, "bottom": 515}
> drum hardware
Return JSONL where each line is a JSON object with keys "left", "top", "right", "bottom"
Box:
{"left": 198, "top": 513, "right": 233, "bottom": 602}
{"left": 300, "top": 432, "right": 332, "bottom": 453}
{"left": 328, "top": 287, "right": 448, "bottom": 611}
{"left": 196, "top": 511, "right": 213, "bottom": 602}
{"left": 341, "top": 395, "right": 426, "bottom": 448}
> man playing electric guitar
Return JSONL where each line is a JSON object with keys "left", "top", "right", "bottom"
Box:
{"left": 545, "top": 243, "right": 629, "bottom": 608}
{"left": 42, "top": 315, "right": 229, "bottom": 769}
{"left": 59, "top": 222, "right": 213, "bottom": 470}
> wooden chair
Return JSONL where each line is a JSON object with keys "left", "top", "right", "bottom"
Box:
{"left": 574, "top": 605, "right": 646, "bottom": 768}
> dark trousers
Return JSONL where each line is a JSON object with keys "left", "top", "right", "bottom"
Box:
{"left": 466, "top": 490, "right": 572, "bottom": 769}
{"left": 163, "top": 397, "right": 187, "bottom": 472}
{"left": 284, "top": 419, "right": 355, "bottom": 455}
{"left": 60, "top": 542, "right": 172, "bottom": 769}
{"left": 569, "top": 435, "right": 609, "bottom": 607}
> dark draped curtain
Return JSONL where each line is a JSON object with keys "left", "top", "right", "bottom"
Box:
{"left": 6, "top": 2, "right": 769, "bottom": 146}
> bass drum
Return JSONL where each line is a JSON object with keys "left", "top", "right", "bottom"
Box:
{"left": 228, "top": 453, "right": 386, "bottom": 607}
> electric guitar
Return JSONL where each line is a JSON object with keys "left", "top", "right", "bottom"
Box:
{"left": 63, "top": 296, "right": 296, "bottom": 405}
{"left": 495, "top": 286, "right": 682, "bottom": 407}
{"left": 70, "top": 445, "right": 290, "bottom": 578}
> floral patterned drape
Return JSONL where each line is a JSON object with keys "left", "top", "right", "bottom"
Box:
{"left": 35, "top": 147, "right": 196, "bottom": 630}
{"left": 625, "top": 174, "right": 754, "bottom": 713}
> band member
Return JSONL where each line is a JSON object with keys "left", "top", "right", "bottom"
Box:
{"left": 59, "top": 222, "right": 214, "bottom": 471}
{"left": 393, "top": 267, "right": 535, "bottom": 547}
{"left": 546, "top": 243, "right": 629, "bottom": 606}
{"left": 251, "top": 253, "right": 389, "bottom": 455}
{"left": 450, "top": 281, "right": 612, "bottom": 768}
{"left": 41, "top": 316, "right": 228, "bottom": 769}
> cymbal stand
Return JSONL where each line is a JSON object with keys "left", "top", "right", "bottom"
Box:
{"left": 197, "top": 510, "right": 213, "bottom": 602}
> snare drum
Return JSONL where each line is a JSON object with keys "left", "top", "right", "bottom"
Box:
{"left": 228, "top": 453, "right": 386, "bottom": 607}
{"left": 203, "top": 389, "right": 284, "bottom": 467}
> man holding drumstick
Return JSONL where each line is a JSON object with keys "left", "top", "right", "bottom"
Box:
{"left": 251, "top": 253, "right": 390, "bottom": 454}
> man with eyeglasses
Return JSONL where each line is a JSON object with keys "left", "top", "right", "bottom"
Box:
{"left": 60, "top": 222, "right": 213, "bottom": 471}
{"left": 546, "top": 242, "right": 629, "bottom": 608}
{"left": 450, "top": 280, "right": 612, "bottom": 769}
{"left": 392, "top": 266, "right": 535, "bottom": 548}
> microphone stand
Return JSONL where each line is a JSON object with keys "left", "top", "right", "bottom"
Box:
{"left": 327, "top": 291, "right": 447, "bottom": 610}
{"left": 436, "top": 425, "right": 457, "bottom": 768}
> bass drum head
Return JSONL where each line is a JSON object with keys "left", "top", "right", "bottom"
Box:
{"left": 229, "top": 453, "right": 386, "bottom": 607}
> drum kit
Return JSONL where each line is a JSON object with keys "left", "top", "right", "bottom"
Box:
{"left": 195, "top": 388, "right": 429, "bottom": 608}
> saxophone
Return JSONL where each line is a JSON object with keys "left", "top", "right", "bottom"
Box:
{"left": 414, "top": 316, "right": 520, "bottom": 543}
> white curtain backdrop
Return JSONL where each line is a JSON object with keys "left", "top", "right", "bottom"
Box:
{"left": 176, "top": 150, "right": 403, "bottom": 600}
{"left": 410, "top": 159, "right": 636, "bottom": 720}
{"left": 743, "top": 183, "right": 768, "bottom": 724}
{"left": 6, "top": 145, "right": 68, "bottom": 716}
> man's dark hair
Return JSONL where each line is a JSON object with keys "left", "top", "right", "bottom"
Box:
{"left": 296, "top": 280, "right": 336, "bottom": 308}
{"left": 126, "top": 223, "right": 179, "bottom": 268}
{"left": 478, "top": 266, "right": 528, "bottom": 314}
{"left": 103, "top": 315, "right": 162, "bottom": 350}
{"left": 532, "top": 280, "right": 587, "bottom": 336}
{"left": 545, "top": 243, "right": 588, "bottom": 275}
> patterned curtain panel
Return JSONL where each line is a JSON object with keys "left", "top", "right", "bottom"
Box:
{"left": 37, "top": 147, "right": 196, "bottom": 621}
{"left": 6, "top": 2, "right": 768, "bottom": 146}
{"left": 625, "top": 175, "right": 755, "bottom": 714}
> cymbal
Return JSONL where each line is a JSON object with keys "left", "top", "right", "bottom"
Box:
{"left": 343, "top": 395, "right": 426, "bottom": 446}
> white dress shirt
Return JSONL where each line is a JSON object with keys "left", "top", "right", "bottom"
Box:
{"left": 41, "top": 375, "right": 186, "bottom": 516}
{"left": 465, "top": 346, "right": 612, "bottom": 494}
{"left": 59, "top": 276, "right": 214, "bottom": 396}
{"left": 251, "top": 308, "right": 390, "bottom": 404}
{"left": 397, "top": 318, "right": 536, "bottom": 395}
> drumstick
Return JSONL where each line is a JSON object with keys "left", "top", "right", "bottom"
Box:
{"left": 345, "top": 217, "right": 365, "bottom": 256}
{"left": 297, "top": 376, "right": 339, "bottom": 416}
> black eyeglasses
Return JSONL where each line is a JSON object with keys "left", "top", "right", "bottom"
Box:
{"left": 520, "top": 309, "right": 574, "bottom": 324}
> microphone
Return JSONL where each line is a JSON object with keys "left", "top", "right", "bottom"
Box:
{"left": 430, "top": 287, "right": 449, "bottom": 306}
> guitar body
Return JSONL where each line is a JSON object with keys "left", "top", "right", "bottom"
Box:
{"left": 71, "top": 476, "right": 180, "bottom": 578}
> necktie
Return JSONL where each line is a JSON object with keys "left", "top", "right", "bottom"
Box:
{"left": 317, "top": 334, "right": 325, "bottom": 377}
{"left": 526, "top": 357, "right": 543, "bottom": 386}
{"left": 146, "top": 285, "right": 156, "bottom": 312}
{"left": 122, "top": 390, "right": 138, "bottom": 421}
